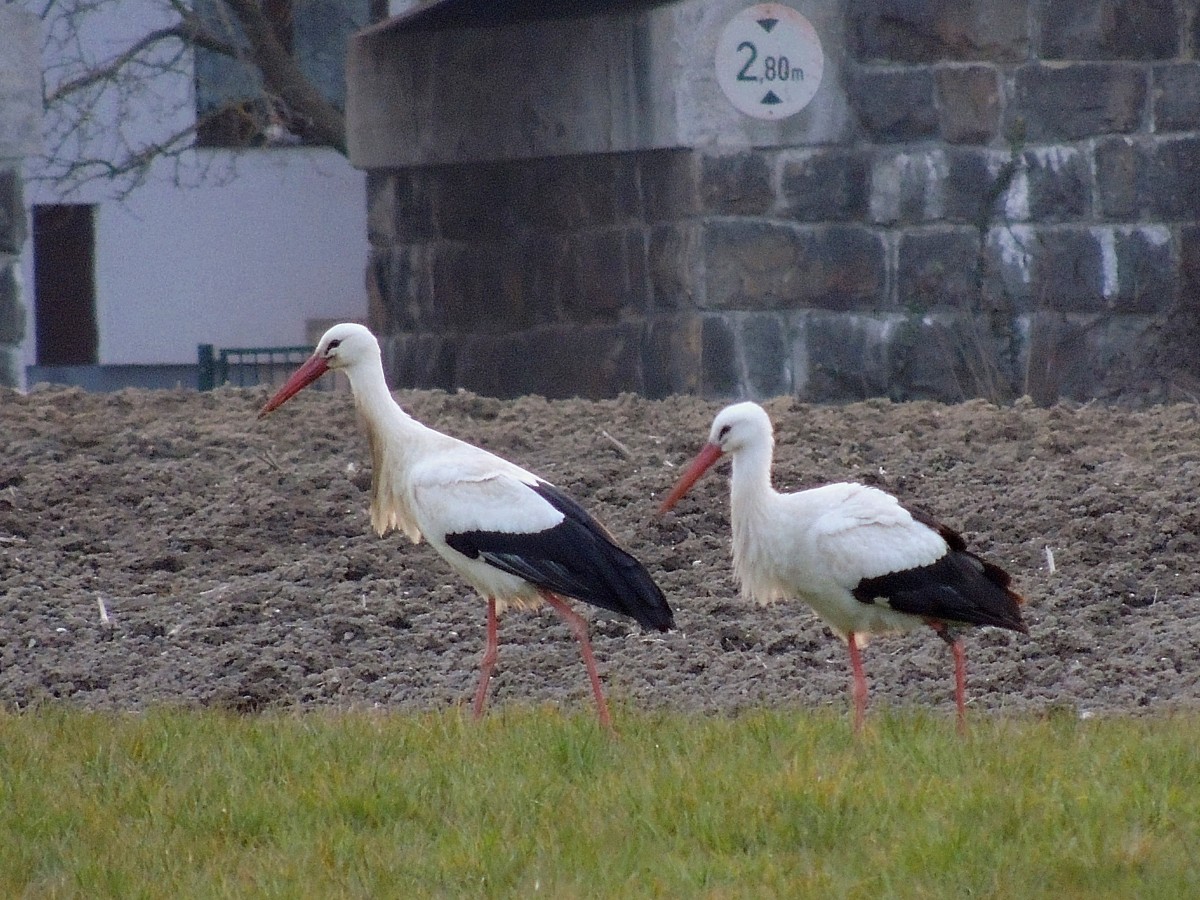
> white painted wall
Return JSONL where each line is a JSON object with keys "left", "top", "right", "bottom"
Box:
{"left": 78, "top": 151, "right": 365, "bottom": 364}
{"left": 18, "top": 0, "right": 367, "bottom": 373}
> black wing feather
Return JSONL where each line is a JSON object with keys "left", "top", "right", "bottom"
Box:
{"left": 853, "top": 530, "right": 1028, "bottom": 634}
{"left": 444, "top": 481, "right": 674, "bottom": 632}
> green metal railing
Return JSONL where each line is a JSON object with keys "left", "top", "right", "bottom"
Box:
{"left": 197, "top": 343, "right": 316, "bottom": 392}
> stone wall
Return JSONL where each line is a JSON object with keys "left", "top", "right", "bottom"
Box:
{"left": 358, "top": 0, "right": 1200, "bottom": 404}
{"left": 0, "top": 8, "right": 42, "bottom": 390}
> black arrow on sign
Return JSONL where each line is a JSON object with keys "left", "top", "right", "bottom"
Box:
{"left": 757, "top": 18, "right": 778, "bottom": 33}
{"left": 762, "top": 91, "right": 782, "bottom": 105}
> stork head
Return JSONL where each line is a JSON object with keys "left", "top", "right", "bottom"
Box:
{"left": 658, "top": 402, "right": 774, "bottom": 515}
{"left": 258, "top": 323, "right": 380, "bottom": 418}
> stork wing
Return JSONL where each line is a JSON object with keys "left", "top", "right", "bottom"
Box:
{"left": 804, "top": 483, "right": 947, "bottom": 587}
{"left": 807, "top": 485, "right": 1026, "bottom": 633}
{"left": 413, "top": 457, "right": 672, "bottom": 630}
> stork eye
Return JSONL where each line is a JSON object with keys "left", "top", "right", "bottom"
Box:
{"left": 325, "top": 339, "right": 342, "bottom": 354}
{"left": 717, "top": 424, "right": 732, "bottom": 439}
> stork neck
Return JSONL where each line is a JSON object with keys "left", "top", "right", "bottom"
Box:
{"left": 344, "top": 358, "right": 419, "bottom": 442}
{"left": 729, "top": 439, "right": 776, "bottom": 514}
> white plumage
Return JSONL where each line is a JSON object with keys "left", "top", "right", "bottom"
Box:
{"left": 260, "top": 323, "right": 674, "bottom": 729}
{"left": 660, "top": 401, "right": 1027, "bottom": 732}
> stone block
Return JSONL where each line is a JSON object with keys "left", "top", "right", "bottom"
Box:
{"left": 366, "top": 170, "right": 438, "bottom": 245}
{"left": 433, "top": 241, "right": 518, "bottom": 332}
{"left": 1162, "top": 225, "right": 1200, "bottom": 382}
{"left": 383, "top": 331, "right": 456, "bottom": 391}
{"left": 1003, "top": 146, "right": 1093, "bottom": 222}
{"left": 943, "top": 146, "right": 1013, "bottom": 227}
{"left": 561, "top": 228, "right": 641, "bottom": 322}
{"left": 741, "top": 314, "right": 791, "bottom": 398}
{"left": 0, "top": 261, "right": 24, "bottom": 344}
{"left": 701, "top": 315, "right": 739, "bottom": 397}
{"left": 369, "top": 244, "right": 437, "bottom": 333}
{"left": 699, "top": 151, "right": 774, "bottom": 216}
{"left": 847, "top": 67, "right": 938, "bottom": 143}
{"left": 871, "top": 149, "right": 952, "bottom": 225}
{"left": 1041, "top": 0, "right": 1179, "bottom": 60}
{"left": 647, "top": 223, "right": 702, "bottom": 311}
{"left": 780, "top": 149, "right": 871, "bottom": 223}
{"left": 1111, "top": 226, "right": 1176, "bottom": 313}
{"left": 898, "top": 229, "right": 981, "bottom": 310}
{"left": 513, "top": 153, "right": 641, "bottom": 233}
{"left": 1032, "top": 228, "right": 1106, "bottom": 312}
{"left": 0, "top": 9, "right": 42, "bottom": 160}
{"left": 533, "top": 321, "right": 644, "bottom": 399}
{"left": 1182, "top": 224, "right": 1200, "bottom": 302}
{"left": 1145, "top": 136, "right": 1200, "bottom": 220}
{"left": 798, "top": 312, "right": 892, "bottom": 402}
{"left": 1154, "top": 64, "right": 1200, "bottom": 131}
{"left": 643, "top": 316, "right": 701, "bottom": 399}
{"left": 1094, "top": 137, "right": 1147, "bottom": 219}
{"left": 937, "top": 65, "right": 1001, "bottom": 144}
{"left": 434, "top": 163, "right": 519, "bottom": 242}
{"left": 703, "top": 222, "right": 887, "bottom": 312}
{"left": 1099, "top": 136, "right": 1200, "bottom": 221}
{"left": 1012, "top": 64, "right": 1146, "bottom": 141}
{"left": 0, "top": 169, "right": 25, "bottom": 255}
{"left": 985, "top": 226, "right": 1105, "bottom": 313}
{"left": 0, "top": 344, "right": 17, "bottom": 390}
{"left": 365, "top": 172, "right": 395, "bottom": 246}
{"left": 1022, "top": 311, "right": 1096, "bottom": 404}
{"left": 1024, "top": 312, "right": 1161, "bottom": 403}
{"left": 848, "top": 0, "right": 1030, "bottom": 64}
{"left": 454, "top": 322, "right": 645, "bottom": 400}
{"left": 886, "top": 313, "right": 1016, "bottom": 403}
{"left": 452, "top": 332, "right": 534, "bottom": 398}
{"left": 858, "top": 146, "right": 1013, "bottom": 232}
{"left": 639, "top": 149, "right": 699, "bottom": 224}
{"left": 511, "top": 232, "right": 570, "bottom": 326}
{"left": 625, "top": 228, "right": 649, "bottom": 313}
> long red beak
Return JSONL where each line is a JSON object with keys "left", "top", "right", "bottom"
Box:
{"left": 258, "top": 354, "right": 329, "bottom": 419}
{"left": 658, "top": 442, "right": 724, "bottom": 515}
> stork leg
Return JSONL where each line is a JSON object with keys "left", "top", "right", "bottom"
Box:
{"left": 928, "top": 620, "right": 968, "bottom": 735}
{"left": 472, "top": 598, "right": 500, "bottom": 719}
{"left": 539, "top": 591, "right": 614, "bottom": 732}
{"left": 846, "top": 632, "right": 869, "bottom": 734}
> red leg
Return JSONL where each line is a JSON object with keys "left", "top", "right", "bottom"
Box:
{"left": 540, "top": 591, "right": 614, "bottom": 732}
{"left": 847, "top": 633, "right": 868, "bottom": 734}
{"left": 928, "top": 620, "right": 968, "bottom": 735}
{"left": 950, "top": 637, "right": 968, "bottom": 736}
{"left": 472, "top": 598, "right": 499, "bottom": 719}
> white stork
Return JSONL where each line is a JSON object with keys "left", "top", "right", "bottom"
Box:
{"left": 259, "top": 323, "right": 674, "bottom": 730}
{"left": 658, "top": 401, "right": 1027, "bottom": 733}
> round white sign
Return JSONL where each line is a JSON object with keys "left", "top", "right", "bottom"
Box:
{"left": 715, "top": 4, "right": 824, "bottom": 120}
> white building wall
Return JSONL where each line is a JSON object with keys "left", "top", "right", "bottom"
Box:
{"left": 82, "top": 152, "right": 366, "bottom": 365}
{"left": 18, "top": 0, "right": 367, "bottom": 373}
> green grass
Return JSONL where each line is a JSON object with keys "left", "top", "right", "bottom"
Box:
{"left": 1, "top": 706, "right": 1197, "bottom": 898}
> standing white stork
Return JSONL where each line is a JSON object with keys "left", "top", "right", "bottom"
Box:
{"left": 259, "top": 323, "right": 674, "bottom": 730}
{"left": 658, "top": 401, "right": 1027, "bottom": 733}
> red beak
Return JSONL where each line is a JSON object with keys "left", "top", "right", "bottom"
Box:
{"left": 658, "top": 442, "right": 724, "bottom": 515}
{"left": 258, "top": 354, "right": 329, "bottom": 419}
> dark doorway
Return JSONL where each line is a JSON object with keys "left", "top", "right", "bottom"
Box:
{"left": 32, "top": 204, "right": 98, "bottom": 365}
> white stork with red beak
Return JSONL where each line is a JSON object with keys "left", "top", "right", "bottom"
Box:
{"left": 659, "top": 401, "right": 1027, "bottom": 733}
{"left": 259, "top": 323, "right": 674, "bottom": 729}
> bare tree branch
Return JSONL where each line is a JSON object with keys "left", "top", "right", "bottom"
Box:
{"left": 29, "top": 0, "right": 356, "bottom": 199}
{"left": 222, "top": 0, "right": 348, "bottom": 153}
{"left": 46, "top": 23, "right": 237, "bottom": 105}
